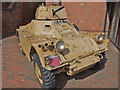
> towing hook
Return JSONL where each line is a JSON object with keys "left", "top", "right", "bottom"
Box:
{"left": 99, "top": 54, "right": 103, "bottom": 59}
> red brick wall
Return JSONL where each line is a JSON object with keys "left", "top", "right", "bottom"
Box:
{"left": 62, "top": 2, "right": 106, "bottom": 32}
{"left": 3, "top": 3, "right": 24, "bottom": 36}
{"left": 2, "top": 2, "right": 39, "bottom": 37}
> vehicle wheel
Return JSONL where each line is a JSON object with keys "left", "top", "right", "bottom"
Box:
{"left": 17, "top": 36, "right": 25, "bottom": 55}
{"left": 92, "top": 52, "right": 107, "bottom": 70}
{"left": 33, "top": 54, "right": 56, "bottom": 88}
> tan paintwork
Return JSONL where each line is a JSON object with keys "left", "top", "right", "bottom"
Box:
{"left": 35, "top": 63, "right": 43, "bottom": 84}
{"left": 16, "top": 4, "right": 109, "bottom": 76}
{"left": 35, "top": 4, "right": 67, "bottom": 20}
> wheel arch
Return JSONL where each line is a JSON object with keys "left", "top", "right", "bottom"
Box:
{"left": 30, "top": 46, "right": 37, "bottom": 62}
{"left": 29, "top": 45, "right": 46, "bottom": 68}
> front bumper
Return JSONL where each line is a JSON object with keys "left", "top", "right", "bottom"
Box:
{"left": 49, "top": 53, "right": 101, "bottom": 76}
{"left": 66, "top": 54, "right": 100, "bottom": 76}
{"left": 45, "top": 47, "right": 108, "bottom": 75}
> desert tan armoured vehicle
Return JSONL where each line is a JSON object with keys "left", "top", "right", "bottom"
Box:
{"left": 16, "top": 4, "right": 109, "bottom": 88}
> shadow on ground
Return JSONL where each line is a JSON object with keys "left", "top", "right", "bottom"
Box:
{"left": 55, "top": 65, "right": 105, "bottom": 89}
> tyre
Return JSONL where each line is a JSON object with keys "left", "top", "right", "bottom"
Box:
{"left": 33, "top": 54, "right": 56, "bottom": 88}
{"left": 92, "top": 52, "right": 107, "bottom": 70}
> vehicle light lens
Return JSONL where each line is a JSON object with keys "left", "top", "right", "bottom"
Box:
{"left": 48, "top": 55, "right": 61, "bottom": 67}
{"left": 97, "top": 34, "right": 105, "bottom": 43}
{"left": 56, "top": 41, "right": 65, "bottom": 51}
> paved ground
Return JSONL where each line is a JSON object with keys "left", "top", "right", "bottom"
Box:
{"left": 2, "top": 35, "right": 119, "bottom": 88}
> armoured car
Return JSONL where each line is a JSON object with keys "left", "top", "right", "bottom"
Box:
{"left": 16, "top": 4, "right": 109, "bottom": 88}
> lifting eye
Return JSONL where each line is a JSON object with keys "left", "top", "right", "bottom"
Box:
{"left": 51, "top": 42, "right": 54, "bottom": 45}
{"left": 38, "top": 45, "right": 41, "bottom": 48}
{"left": 45, "top": 43, "right": 48, "bottom": 47}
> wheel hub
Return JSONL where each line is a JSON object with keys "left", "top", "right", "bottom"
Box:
{"left": 35, "top": 63, "right": 43, "bottom": 84}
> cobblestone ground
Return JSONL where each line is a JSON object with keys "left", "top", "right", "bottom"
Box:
{"left": 2, "top": 35, "right": 118, "bottom": 88}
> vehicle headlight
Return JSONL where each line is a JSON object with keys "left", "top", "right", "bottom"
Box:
{"left": 56, "top": 41, "right": 65, "bottom": 51}
{"left": 97, "top": 34, "right": 105, "bottom": 43}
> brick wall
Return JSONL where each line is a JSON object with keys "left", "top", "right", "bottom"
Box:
{"left": 2, "top": 2, "right": 39, "bottom": 38}
{"left": 62, "top": 2, "right": 106, "bottom": 32}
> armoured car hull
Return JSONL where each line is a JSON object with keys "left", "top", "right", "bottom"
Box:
{"left": 16, "top": 4, "right": 109, "bottom": 88}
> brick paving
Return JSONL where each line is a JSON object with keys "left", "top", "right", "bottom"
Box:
{"left": 2, "top": 35, "right": 118, "bottom": 88}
